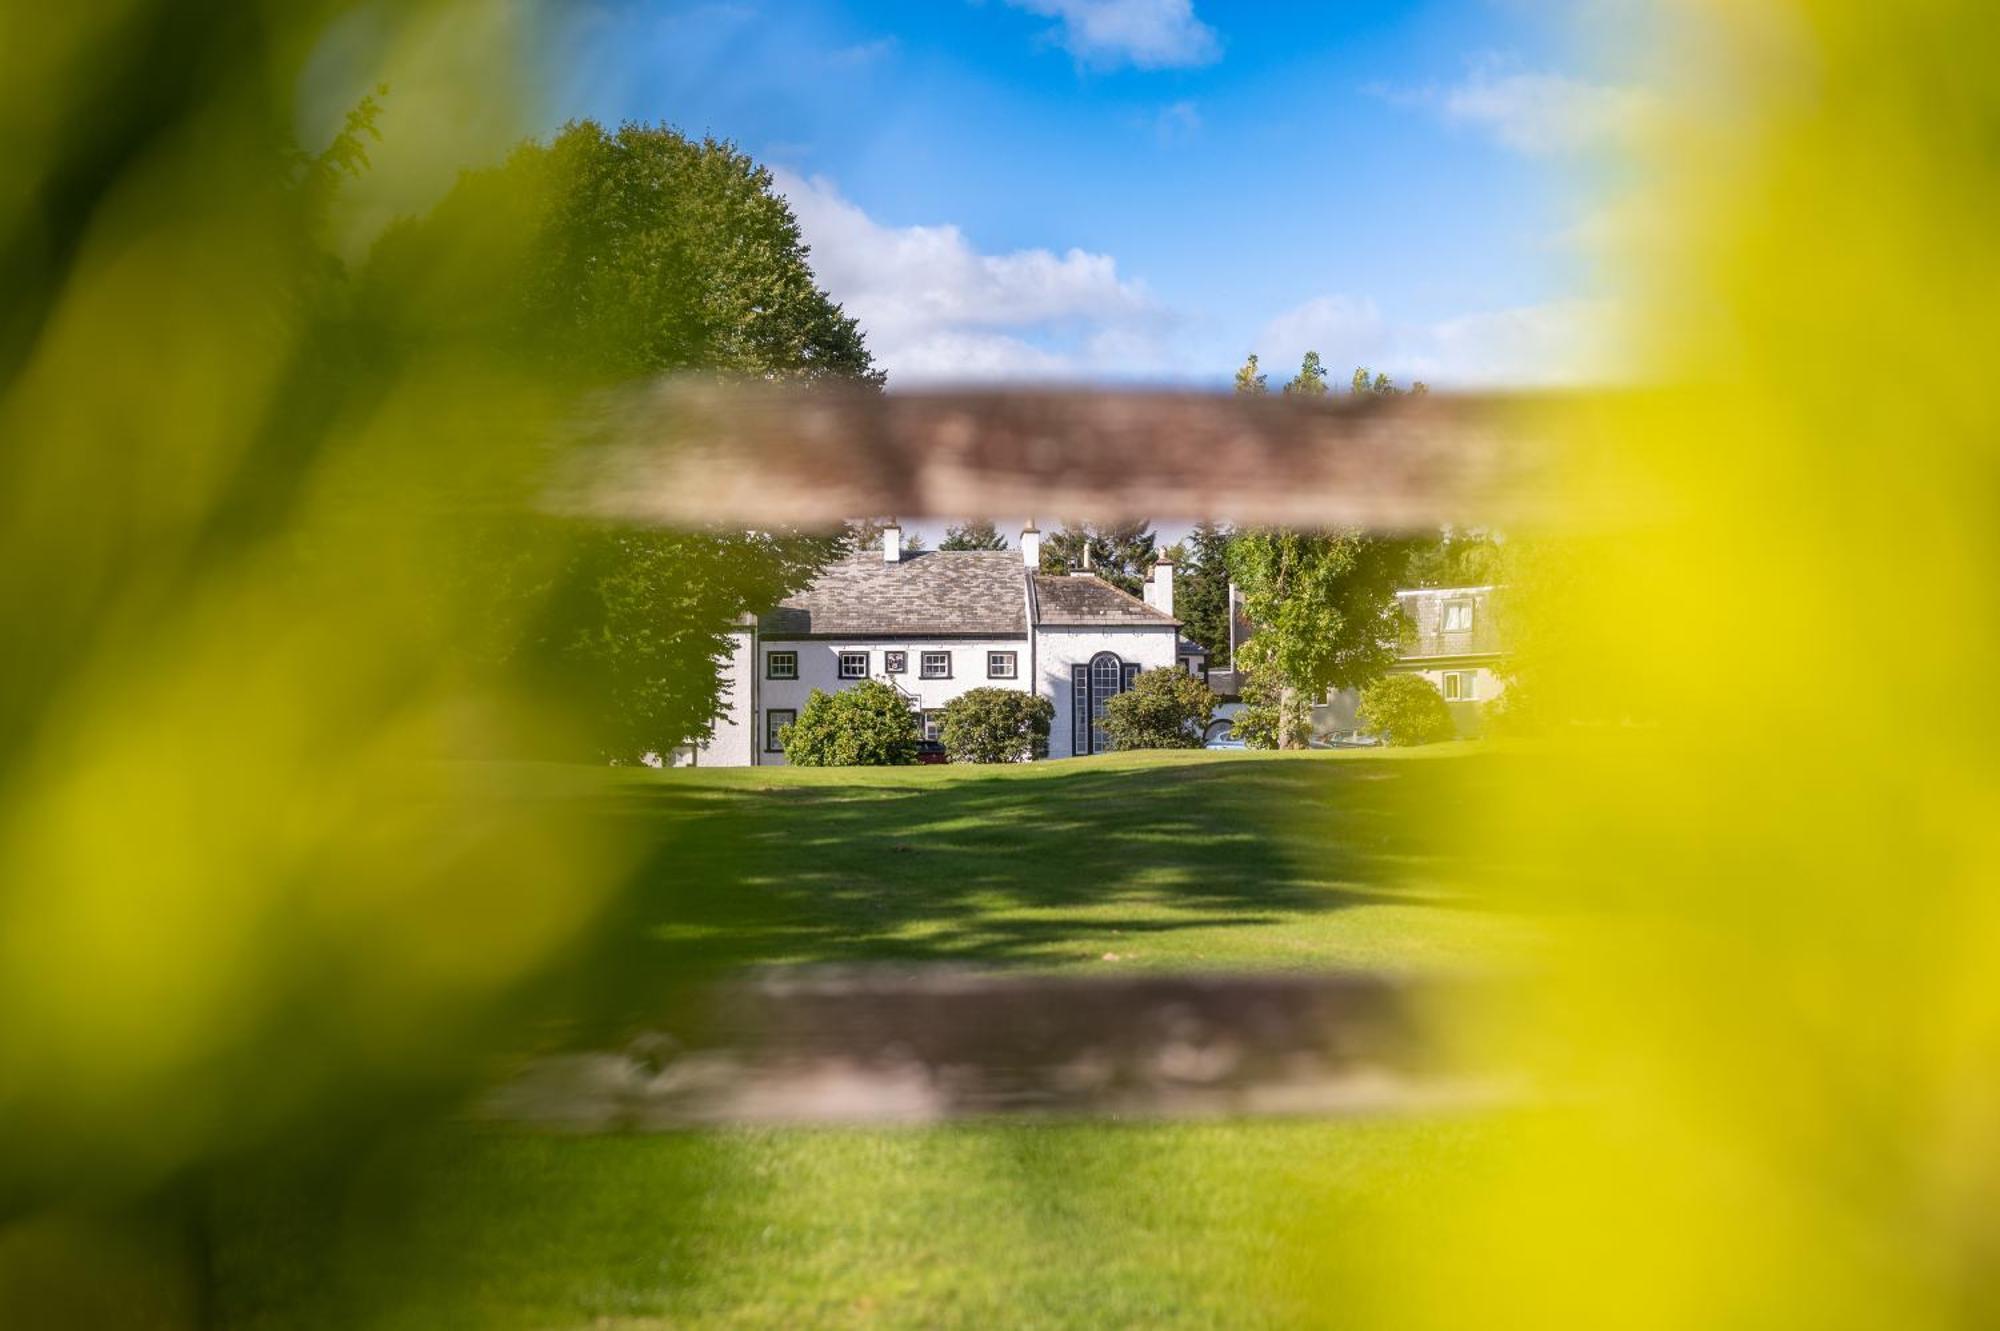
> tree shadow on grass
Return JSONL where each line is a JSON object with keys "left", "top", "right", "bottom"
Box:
{"left": 208, "top": 753, "right": 1519, "bottom": 1327}
{"left": 553, "top": 752, "right": 1512, "bottom": 1039}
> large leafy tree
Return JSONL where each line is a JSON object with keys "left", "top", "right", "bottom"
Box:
{"left": 362, "top": 121, "right": 877, "bottom": 760}
{"left": 1404, "top": 526, "right": 1505, "bottom": 588}
{"left": 1039, "top": 521, "right": 1158, "bottom": 596}
{"left": 1340, "top": 367, "right": 1492, "bottom": 590}
{"left": 1227, "top": 529, "right": 1415, "bottom": 748}
{"left": 367, "top": 119, "right": 878, "bottom": 383}
{"left": 1221, "top": 358, "right": 1430, "bottom": 743}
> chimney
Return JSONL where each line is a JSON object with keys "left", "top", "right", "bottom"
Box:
{"left": 883, "top": 521, "right": 902, "bottom": 563}
{"left": 1020, "top": 520, "right": 1042, "bottom": 569}
{"left": 1145, "top": 551, "right": 1176, "bottom": 616}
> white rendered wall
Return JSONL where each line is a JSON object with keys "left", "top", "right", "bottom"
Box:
{"left": 755, "top": 637, "right": 1032, "bottom": 765}
{"left": 695, "top": 628, "right": 757, "bottom": 767}
{"left": 1035, "top": 625, "right": 1179, "bottom": 759}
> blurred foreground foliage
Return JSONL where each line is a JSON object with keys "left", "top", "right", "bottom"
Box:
{"left": 7, "top": 1, "right": 2000, "bottom": 1329}
{"left": 1300, "top": 3, "right": 2000, "bottom": 1330}
{"left": 0, "top": 2, "right": 796, "bottom": 1316}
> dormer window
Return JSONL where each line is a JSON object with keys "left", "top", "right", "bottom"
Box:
{"left": 1442, "top": 599, "right": 1474, "bottom": 632}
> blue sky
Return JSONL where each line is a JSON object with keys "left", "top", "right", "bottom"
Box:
{"left": 535, "top": 1, "right": 1639, "bottom": 390}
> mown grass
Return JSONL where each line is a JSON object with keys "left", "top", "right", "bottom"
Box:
{"left": 216, "top": 747, "right": 1533, "bottom": 1331}
{"left": 559, "top": 747, "right": 1537, "bottom": 1033}
{"left": 217, "top": 1116, "right": 1500, "bottom": 1331}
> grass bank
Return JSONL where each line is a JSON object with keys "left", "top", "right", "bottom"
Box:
{"left": 217, "top": 747, "right": 1532, "bottom": 1330}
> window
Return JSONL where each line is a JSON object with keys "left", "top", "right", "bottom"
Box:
{"left": 1442, "top": 599, "right": 1474, "bottom": 633}
{"left": 885, "top": 651, "right": 907, "bottom": 674}
{"left": 765, "top": 709, "right": 795, "bottom": 753}
{"left": 1442, "top": 671, "right": 1477, "bottom": 702}
{"left": 767, "top": 651, "right": 798, "bottom": 680}
{"left": 1071, "top": 664, "right": 1090, "bottom": 756}
{"left": 921, "top": 711, "right": 942, "bottom": 742}
{"left": 1086, "top": 652, "right": 1127, "bottom": 755}
{"left": 920, "top": 651, "right": 951, "bottom": 678}
{"left": 838, "top": 651, "right": 869, "bottom": 679}
{"left": 1072, "top": 654, "right": 1135, "bottom": 755}
{"left": 987, "top": 650, "right": 1018, "bottom": 679}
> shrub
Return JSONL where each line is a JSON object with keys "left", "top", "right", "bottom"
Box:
{"left": 1478, "top": 674, "right": 1540, "bottom": 738}
{"left": 1232, "top": 661, "right": 1313, "bottom": 750}
{"left": 939, "top": 687, "right": 1054, "bottom": 763}
{"left": 780, "top": 680, "right": 920, "bottom": 766}
{"left": 1357, "top": 674, "right": 1456, "bottom": 746}
{"left": 1101, "top": 667, "right": 1217, "bottom": 750}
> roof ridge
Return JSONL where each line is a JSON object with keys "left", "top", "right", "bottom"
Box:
{"left": 1089, "top": 572, "right": 1168, "bottom": 615}
{"left": 1029, "top": 571, "right": 1180, "bottom": 627}
{"left": 1053, "top": 571, "right": 1176, "bottom": 621}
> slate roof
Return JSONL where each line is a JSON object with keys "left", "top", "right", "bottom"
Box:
{"left": 762, "top": 551, "right": 1028, "bottom": 638}
{"left": 1395, "top": 586, "right": 1504, "bottom": 660}
{"left": 1030, "top": 573, "right": 1180, "bottom": 628}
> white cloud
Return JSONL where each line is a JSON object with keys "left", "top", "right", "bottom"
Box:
{"left": 1255, "top": 296, "right": 1389, "bottom": 379}
{"left": 1415, "top": 301, "right": 1620, "bottom": 385}
{"left": 1379, "top": 59, "right": 1651, "bottom": 156}
{"left": 1256, "top": 295, "right": 1619, "bottom": 389}
{"left": 772, "top": 168, "right": 1170, "bottom": 384}
{"left": 1441, "top": 66, "right": 1649, "bottom": 154}
{"left": 1002, "top": 0, "right": 1220, "bottom": 70}
{"left": 873, "top": 330, "right": 1074, "bottom": 382}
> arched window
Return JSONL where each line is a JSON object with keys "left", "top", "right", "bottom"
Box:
{"left": 1069, "top": 651, "right": 1130, "bottom": 755}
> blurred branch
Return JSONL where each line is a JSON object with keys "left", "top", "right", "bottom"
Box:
{"left": 559, "top": 381, "right": 1605, "bottom": 530}
{"left": 482, "top": 970, "right": 1513, "bottom": 1127}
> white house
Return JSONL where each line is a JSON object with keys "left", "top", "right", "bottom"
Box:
{"left": 1206, "top": 583, "right": 1507, "bottom": 742}
{"left": 694, "top": 522, "right": 1191, "bottom": 765}
{"left": 1313, "top": 585, "right": 1506, "bottom": 738}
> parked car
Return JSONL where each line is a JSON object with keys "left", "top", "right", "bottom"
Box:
{"left": 1315, "top": 732, "right": 1385, "bottom": 749}
{"left": 1203, "top": 731, "right": 1247, "bottom": 751}
{"left": 915, "top": 740, "right": 949, "bottom": 764}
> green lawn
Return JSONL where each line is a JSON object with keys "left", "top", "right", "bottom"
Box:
{"left": 216, "top": 747, "right": 1533, "bottom": 1331}
{"left": 569, "top": 747, "right": 1533, "bottom": 1028}
{"left": 217, "top": 1116, "right": 1502, "bottom": 1331}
